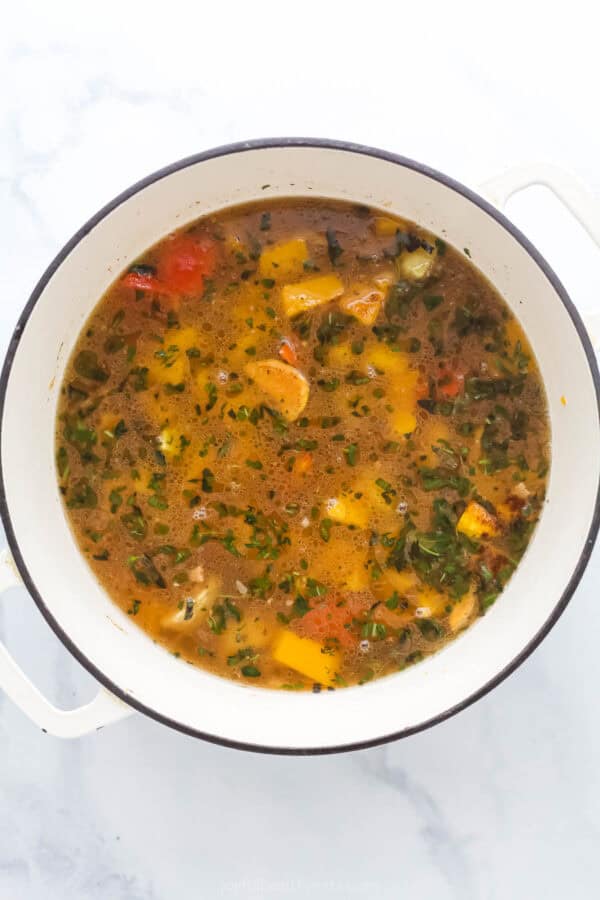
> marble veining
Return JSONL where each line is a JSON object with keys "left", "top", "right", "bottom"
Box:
{"left": 1, "top": 4, "right": 599, "bottom": 898}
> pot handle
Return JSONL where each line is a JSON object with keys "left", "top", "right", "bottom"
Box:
{"left": 479, "top": 163, "right": 600, "bottom": 346}
{"left": 0, "top": 547, "right": 134, "bottom": 737}
{"left": 479, "top": 163, "right": 600, "bottom": 245}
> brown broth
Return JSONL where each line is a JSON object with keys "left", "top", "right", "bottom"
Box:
{"left": 55, "top": 199, "right": 549, "bottom": 690}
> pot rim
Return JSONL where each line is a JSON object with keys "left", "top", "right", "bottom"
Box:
{"left": 1, "top": 137, "right": 599, "bottom": 755}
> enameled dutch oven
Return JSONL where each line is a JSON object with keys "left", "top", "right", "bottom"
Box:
{"left": 1, "top": 139, "right": 599, "bottom": 754}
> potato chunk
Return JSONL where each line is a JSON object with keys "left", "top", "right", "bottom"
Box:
{"left": 399, "top": 247, "right": 435, "bottom": 281}
{"left": 272, "top": 630, "right": 340, "bottom": 684}
{"left": 245, "top": 358, "right": 309, "bottom": 421}
{"left": 281, "top": 275, "right": 344, "bottom": 318}
{"left": 457, "top": 501, "right": 499, "bottom": 539}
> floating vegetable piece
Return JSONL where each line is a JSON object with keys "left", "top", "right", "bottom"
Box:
{"left": 281, "top": 274, "right": 344, "bottom": 318}
{"left": 278, "top": 338, "right": 298, "bottom": 366}
{"left": 392, "top": 408, "right": 417, "bottom": 435}
{"left": 326, "top": 495, "right": 369, "bottom": 529}
{"left": 373, "top": 216, "right": 403, "bottom": 236}
{"left": 339, "top": 286, "right": 384, "bottom": 326}
{"left": 272, "top": 630, "right": 340, "bottom": 684}
{"left": 159, "top": 235, "right": 217, "bottom": 295}
{"left": 259, "top": 238, "right": 308, "bottom": 277}
{"left": 448, "top": 591, "right": 476, "bottom": 632}
{"left": 399, "top": 247, "right": 435, "bottom": 281}
{"left": 245, "top": 358, "right": 309, "bottom": 421}
{"left": 457, "top": 501, "right": 499, "bottom": 539}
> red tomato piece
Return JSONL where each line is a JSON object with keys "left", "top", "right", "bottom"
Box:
{"left": 158, "top": 236, "right": 217, "bottom": 295}
{"left": 121, "top": 271, "right": 163, "bottom": 292}
{"left": 295, "top": 596, "right": 366, "bottom": 649}
{"left": 437, "top": 366, "right": 464, "bottom": 399}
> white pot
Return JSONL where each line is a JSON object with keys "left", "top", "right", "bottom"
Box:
{"left": 1, "top": 140, "right": 599, "bottom": 753}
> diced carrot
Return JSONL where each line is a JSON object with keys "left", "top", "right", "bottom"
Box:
{"left": 294, "top": 451, "right": 313, "bottom": 474}
{"left": 159, "top": 235, "right": 217, "bottom": 295}
{"left": 278, "top": 339, "right": 298, "bottom": 366}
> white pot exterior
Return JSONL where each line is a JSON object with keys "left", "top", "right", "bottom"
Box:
{"left": 1, "top": 140, "right": 598, "bottom": 752}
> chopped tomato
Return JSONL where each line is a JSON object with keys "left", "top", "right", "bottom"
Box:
{"left": 278, "top": 339, "right": 298, "bottom": 366}
{"left": 294, "top": 451, "right": 313, "bottom": 474}
{"left": 295, "top": 596, "right": 365, "bottom": 649}
{"left": 158, "top": 235, "right": 217, "bottom": 295}
{"left": 437, "top": 366, "right": 464, "bottom": 399}
{"left": 121, "top": 271, "right": 163, "bottom": 292}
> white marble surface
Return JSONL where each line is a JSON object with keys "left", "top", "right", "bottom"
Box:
{"left": 1, "top": 3, "right": 600, "bottom": 897}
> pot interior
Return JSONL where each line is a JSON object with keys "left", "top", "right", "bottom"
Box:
{"left": 2, "top": 142, "right": 598, "bottom": 751}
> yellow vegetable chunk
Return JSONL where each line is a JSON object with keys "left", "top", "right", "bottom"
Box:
{"left": 449, "top": 591, "right": 476, "bottom": 632}
{"left": 339, "top": 286, "right": 384, "bottom": 326}
{"left": 259, "top": 238, "right": 308, "bottom": 278}
{"left": 146, "top": 327, "right": 200, "bottom": 387}
{"left": 218, "top": 615, "right": 273, "bottom": 657}
{"left": 245, "top": 358, "right": 309, "bottom": 421}
{"left": 327, "top": 342, "right": 354, "bottom": 370}
{"left": 376, "top": 569, "right": 420, "bottom": 596}
{"left": 344, "top": 562, "right": 370, "bottom": 591}
{"left": 374, "top": 216, "right": 402, "bottom": 236}
{"left": 392, "top": 408, "right": 417, "bottom": 435}
{"left": 272, "top": 630, "right": 340, "bottom": 684}
{"left": 168, "top": 326, "right": 201, "bottom": 352}
{"left": 367, "top": 346, "right": 410, "bottom": 375}
{"left": 415, "top": 586, "right": 448, "bottom": 617}
{"left": 326, "top": 495, "right": 369, "bottom": 529}
{"left": 399, "top": 247, "right": 435, "bottom": 281}
{"left": 327, "top": 472, "right": 399, "bottom": 531}
{"left": 281, "top": 274, "right": 344, "bottom": 318}
{"left": 457, "top": 501, "right": 499, "bottom": 539}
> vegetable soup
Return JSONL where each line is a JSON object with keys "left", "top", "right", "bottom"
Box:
{"left": 55, "top": 199, "right": 549, "bottom": 690}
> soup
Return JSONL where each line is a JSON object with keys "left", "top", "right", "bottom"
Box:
{"left": 55, "top": 199, "right": 549, "bottom": 690}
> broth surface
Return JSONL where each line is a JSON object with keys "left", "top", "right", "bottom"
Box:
{"left": 55, "top": 199, "right": 549, "bottom": 689}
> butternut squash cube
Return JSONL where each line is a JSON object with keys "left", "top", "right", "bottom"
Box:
{"left": 392, "top": 408, "right": 417, "bottom": 435}
{"left": 326, "top": 495, "right": 369, "bottom": 529}
{"left": 339, "top": 286, "right": 384, "bottom": 326}
{"left": 367, "top": 346, "right": 410, "bottom": 375}
{"left": 414, "top": 586, "right": 448, "bottom": 617}
{"left": 327, "top": 342, "right": 355, "bottom": 370}
{"left": 245, "top": 358, "right": 309, "bottom": 421}
{"left": 457, "top": 501, "right": 499, "bottom": 539}
{"left": 281, "top": 274, "right": 344, "bottom": 318}
{"left": 146, "top": 326, "right": 200, "bottom": 387}
{"left": 374, "top": 216, "right": 402, "bottom": 236}
{"left": 259, "top": 238, "right": 308, "bottom": 278}
{"left": 272, "top": 630, "right": 340, "bottom": 684}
